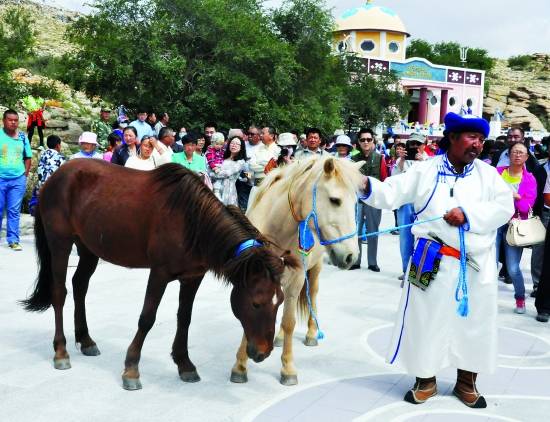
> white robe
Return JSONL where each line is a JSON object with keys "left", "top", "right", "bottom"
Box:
{"left": 362, "top": 155, "right": 514, "bottom": 377}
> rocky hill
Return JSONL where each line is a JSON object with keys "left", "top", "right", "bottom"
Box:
{"left": 0, "top": 0, "right": 79, "bottom": 57}
{"left": 483, "top": 55, "right": 550, "bottom": 132}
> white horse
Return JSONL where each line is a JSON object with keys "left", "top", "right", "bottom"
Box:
{"left": 230, "top": 156, "right": 365, "bottom": 385}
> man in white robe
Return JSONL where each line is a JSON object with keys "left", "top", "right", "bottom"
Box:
{"left": 361, "top": 112, "right": 514, "bottom": 408}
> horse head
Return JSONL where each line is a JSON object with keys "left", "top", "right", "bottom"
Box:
{"left": 224, "top": 244, "right": 299, "bottom": 362}
{"left": 294, "top": 157, "right": 365, "bottom": 269}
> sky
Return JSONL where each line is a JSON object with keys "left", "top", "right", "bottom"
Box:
{"left": 44, "top": 0, "right": 550, "bottom": 58}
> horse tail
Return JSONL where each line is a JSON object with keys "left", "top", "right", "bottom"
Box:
{"left": 20, "top": 206, "right": 53, "bottom": 312}
{"left": 297, "top": 278, "right": 310, "bottom": 321}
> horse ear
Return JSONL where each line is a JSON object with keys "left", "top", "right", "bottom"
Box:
{"left": 353, "top": 160, "right": 366, "bottom": 170}
{"left": 323, "top": 158, "right": 335, "bottom": 175}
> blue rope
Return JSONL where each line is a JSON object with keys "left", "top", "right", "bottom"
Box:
{"left": 301, "top": 253, "right": 325, "bottom": 340}
{"left": 358, "top": 216, "right": 444, "bottom": 239}
{"left": 455, "top": 226, "right": 469, "bottom": 317}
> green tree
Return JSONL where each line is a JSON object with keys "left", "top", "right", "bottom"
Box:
{"left": 0, "top": 6, "right": 36, "bottom": 72}
{"left": 271, "top": 0, "right": 347, "bottom": 132}
{"left": 342, "top": 56, "right": 410, "bottom": 128}
{"left": 62, "top": 0, "right": 311, "bottom": 130}
{"left": 0, "top": 6, "right": 37, "bottom": 106}
{"left": 407, "top": 39, "right": 495, "bottom": 72}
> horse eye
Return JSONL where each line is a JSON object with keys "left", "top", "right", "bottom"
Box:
{"left": 252, "top": 302, "right": 261, "bottom": 310}
{"left": 329, "top": 197, "right": 341, "bottom": 206}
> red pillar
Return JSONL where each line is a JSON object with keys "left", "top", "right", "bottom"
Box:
{"left": 440, "top": 89, "right": 449, "bottom": 124}
{"left": 418, "top": 87, "right": 428, "bottom": 125}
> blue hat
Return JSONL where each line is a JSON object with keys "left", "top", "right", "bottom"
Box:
{"left": 444, "top": 112, "right": 489, "bottom": 138}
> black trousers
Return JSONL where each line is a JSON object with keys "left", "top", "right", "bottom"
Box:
{"left": 535, "top": 225, "right": 550, "bottom": 314}
{"left": 28, "top": 123, "right": 45, "bottom": 146}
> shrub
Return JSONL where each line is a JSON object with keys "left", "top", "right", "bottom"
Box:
{"left": 508, "top": 55, "right": 532, "bottom": 70}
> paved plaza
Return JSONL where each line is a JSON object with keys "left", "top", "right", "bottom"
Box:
{"left": 1, "top": 211, "right": 549, "bottom": 422}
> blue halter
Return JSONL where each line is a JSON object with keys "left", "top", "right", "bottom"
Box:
{"left": 234, "top": 239, "right": 263, "bottom": 258}
{"left": 297, "top": 181, "right": 357, "bottom": 255}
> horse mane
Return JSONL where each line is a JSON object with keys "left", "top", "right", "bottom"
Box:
{"left": 249, "top": 156, "right": 364, "bottom": 210}
{"left": 149, "top": 163, "right": 291, "bottom": 285}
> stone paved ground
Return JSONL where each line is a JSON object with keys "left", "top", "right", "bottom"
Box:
{"left": 1, "top": 211, "right": 548, "bottom": 422}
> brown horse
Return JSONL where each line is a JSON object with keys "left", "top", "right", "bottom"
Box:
{"left": 21, "top": 159, "right": 298, "bottom": 390}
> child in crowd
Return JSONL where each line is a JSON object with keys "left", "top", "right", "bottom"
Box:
{"left": 205, "top": 132, "right": 225, "bottom": 173}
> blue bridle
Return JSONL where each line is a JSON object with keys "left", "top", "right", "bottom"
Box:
{"left": 294, "top": 180, "right": 358, "bottom": 255}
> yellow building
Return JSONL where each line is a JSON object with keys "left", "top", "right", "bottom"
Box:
{"left": 333, "top": 2, "right": 485, "bottom": 127}
{"left": 334, "top": 2, "right": 409, "bottom": 61}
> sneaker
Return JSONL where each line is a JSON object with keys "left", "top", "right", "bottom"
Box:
{"left": 514, "top": 298, "right": 526, "bottom": 314}
{"left": 536, "top": 313, "right": 549, "bottom": 323}
{"left": 8, "top": 243, "right": 22, "bottom": 251}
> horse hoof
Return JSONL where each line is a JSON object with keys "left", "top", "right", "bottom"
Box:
{"left": 274, "top": 337, "right": 283, "bottom": 348}
{"left": 53, "top": 358, "right": 71, "bottom": 370}
{"left": 122, "top": 377, "right": 142, "bottom": 391}
{"left": 230, "top": 371, "right": 248, "bottom": 383}
{"left": 280, "top": 374, "right": 298, "bottom": 386}
{"left": 304, "top": 336, "right": 318, "bottom": 347}
{"left": 81, "top": 344, "right": 101, "bottom": 356}
{"left": 179, "top": 371, "right": 201, "bottom": 383}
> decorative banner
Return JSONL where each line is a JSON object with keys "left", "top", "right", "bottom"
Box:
{"left": 465, "top": 71, "right": 482, "bottom": 85}
{"left": 368, "top": 59, "right": 390, "bottom": 74}
{"left": 447, "top": 69, "right": 465, "bottom": 84}
{"left": 390, "top": 60, "right": 446, "bottom": 82}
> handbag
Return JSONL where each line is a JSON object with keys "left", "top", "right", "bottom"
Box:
{"left": 506, "top": 210, "right": 546, "bottom": 247}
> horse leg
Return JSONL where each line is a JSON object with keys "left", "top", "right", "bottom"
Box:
{"left": 279, "top": 279, "right": 303, "bottom": 386}
{"left": 230, "top": 333, "right": 249, "bottom": 383}
{"left": 122, "top": 269, "right": 169, "bottom": 390}
{"left": 171, "top": 276, "right": 203, "bottom": 383}
{"left": 304, "top": 263, "right": 322, "bottom": 347}
{"left": 72, "top": 243, "right": 100, "bottom": 356}
{"left": 274, "top": 326, "right": 284, "bottom": 347}
{"left": 50, "top": 239, "right": 73, "bottom": 370}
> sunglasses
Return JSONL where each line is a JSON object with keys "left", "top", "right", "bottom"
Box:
{"left": 358, "top": 137, "right": 374, "bottom": 143}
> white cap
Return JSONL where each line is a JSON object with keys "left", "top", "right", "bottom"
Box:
{"left": 78, "top": 131, "right": 98, "bottom": 145}
{"left": 334, "top": 134, "right": 352, "bottom": 148}
{"left": 278, "top": 132, "right": 297, "bottom": 146}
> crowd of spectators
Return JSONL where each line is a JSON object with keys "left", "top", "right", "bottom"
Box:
{"left": 1, "top": 106, "right": 549, "bottom": 322}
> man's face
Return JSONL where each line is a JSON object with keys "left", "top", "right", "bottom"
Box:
{"left": 161, "top": 133, "right": 175, "bottom": 147}
{"left": 148, "top": 113, "right": 157, "bottom": 124}
{"left": 449, "top": 132, "right": 484, "bottom": 165}
{"left": 80, "top": 142, "right": 96, "bottom": 153}
{"left": 3, "top": 113, "right": 19, "bottom": 132}
{"left": 306, "top": 132, "right": 321, "bottom": 151}
{"left": 261, "top": 128, "right": 273, "bottom": 144}
{"left": 204, "top": 127, "right": 216, "bottom": 141}
{"left": 100, "top": 111, "right": 111, "bottom": 122}
{"left": 137, "top": 112, "right": 147, "bottom": 122}
{"left": 357, "top": 133, "right": 375, "bottom": 154}
{"left": 163, "top": 113, "right": 170, "bottom": 124}
{"left": 248, "top": 128, "right": 260, "bottom": 145}
{"left": 507, "top": 129, "right": 523, "bottom": 146}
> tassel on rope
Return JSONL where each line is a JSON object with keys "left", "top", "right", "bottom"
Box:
{"left": 455, "top": 226, "right": 469, "bottom": 317}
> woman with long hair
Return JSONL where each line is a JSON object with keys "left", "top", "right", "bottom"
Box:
{"left": 212, "top": 136, "right": 248, "bottom": 205}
